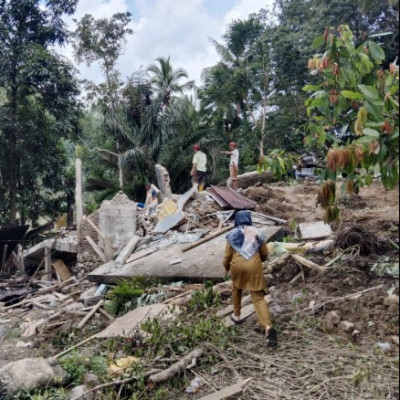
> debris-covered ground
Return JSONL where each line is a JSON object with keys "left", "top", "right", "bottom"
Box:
{"left": 0, "top": 179, "right": 398, "bottom": 400}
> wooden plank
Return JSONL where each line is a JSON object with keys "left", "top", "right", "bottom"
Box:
{"left": 181, "top": 225, "right": 233, "bottom": 253}
{"left": 115, "top": 235, "right": 140, "bottom": 265}
{"left": 199, "top": 379, "right": 252, "bottom": 400}
{"left": 86, "top": 235, "right": 107, "bottom": 263}
{"left": 126, "top": 248, "right": 155, "bottom": 264}
{"left": 52, "top": 259, "right": 72, "bottom": 282}
{"left": 77, "top": 300, "right": 104, "bottom": 329}
{"left": 95, "top": 303, "right": 177, "bottom": 338}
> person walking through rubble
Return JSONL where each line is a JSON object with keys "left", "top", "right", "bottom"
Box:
{"left": 190, "top": 144, "right": 207, "bottom": 192}
{"left": 223, "top": 210, "right": 278, "bottom": 347}
{"left": 221, "top": 142, "right": 239, "bottom": 190}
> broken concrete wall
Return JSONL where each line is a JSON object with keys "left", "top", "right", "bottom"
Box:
{"left": 97, "top": 191, "right": 137, "bottom": 251}
{"left": 155, "top": 164, "right": 173, "bottom": 200}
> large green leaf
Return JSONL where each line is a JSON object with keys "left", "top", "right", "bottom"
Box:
{"left": 362, "top": 128, "right": 380, "bottom": 137}
{"left": 358, "top": 84, "right": 380, "bottom": 100}
{"left": 312, "top": 35, "right": 325, "bottom": 49}
{"left": 303, "top": 84, "right": 320, "bottom": 92}
{"left": 341, "top": 90, "right": 364, "bottom": 100}
{"left": 367, "top": 41, "right": 385, "bottom": 62}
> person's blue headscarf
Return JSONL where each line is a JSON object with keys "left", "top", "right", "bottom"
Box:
{"left": 226, "top": 210, "right": 266, "bottom": 259}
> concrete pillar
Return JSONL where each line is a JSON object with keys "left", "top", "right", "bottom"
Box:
{"left": 155, "top": 164, "right": 173, "bottom": 200}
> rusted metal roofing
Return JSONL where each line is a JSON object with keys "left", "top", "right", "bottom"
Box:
{"left": 208, "top": 186, "right": 257, "bottom": 210}
{"left": 207, "top": 188, "right": 230, "bottom": 208}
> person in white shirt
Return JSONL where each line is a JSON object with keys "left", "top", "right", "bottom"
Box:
{"left": 190, "top": 144, "right": 207, "bottom": 192}
{"left": 221, "top": 142, "right": 239, "bottom": 190}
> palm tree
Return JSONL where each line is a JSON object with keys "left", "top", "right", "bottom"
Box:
{"left": 147, "top": 56, "right": 194, "bottom": 106}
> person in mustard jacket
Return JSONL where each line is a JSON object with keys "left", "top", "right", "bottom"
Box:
{"left": 223, "top": 210, "right": 277, "bottom": 347}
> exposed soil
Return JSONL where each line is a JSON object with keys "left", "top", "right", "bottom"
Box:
{"left": 0, "top": 180, "right": 398, "bottom": 399}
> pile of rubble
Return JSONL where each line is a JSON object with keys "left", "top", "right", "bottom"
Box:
{"left": 0, "top": 165, "right": 398, "bottom": 399}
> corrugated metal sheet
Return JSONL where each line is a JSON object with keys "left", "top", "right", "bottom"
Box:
{"left": 209, "top": 186, "right": 257, "bottom": 210}
{"left": 207, "top": 188, "right": 230, "bottom": 208}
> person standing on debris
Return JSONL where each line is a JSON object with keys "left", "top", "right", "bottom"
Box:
{"left": 223, "top": 210, "right": 278, "bottom": 347}
{"left": 137, "top": 182, "right": 161, "bottom": 210}
{"left": 190, "top": 144, "right": 207, "bottom": 192}
{"left": 221, "top": 142, "right": 239, "bottom": 190}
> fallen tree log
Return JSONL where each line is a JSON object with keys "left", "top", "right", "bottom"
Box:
{"left": 147, "top": 348, "right": 204, "bottom": 386}
{"left": 291, "top": 254, "right": 328, "bottom": 272}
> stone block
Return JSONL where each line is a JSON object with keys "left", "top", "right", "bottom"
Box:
{"left": 324, "top": 310, "right": 341, "bottom": 326}
{"left": 339, "top": 321, "right": 355, "bottom": 333}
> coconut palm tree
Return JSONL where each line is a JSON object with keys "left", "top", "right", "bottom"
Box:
{"left": 147, "top": 56, "right": 194, "bottom": 107}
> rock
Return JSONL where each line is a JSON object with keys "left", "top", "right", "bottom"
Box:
{"left": 85, "top": 373, "right": 101, "bottom": 387}
{"left": 391, "top": 336, "right": 399, "bottom": 346}
{"left": 376, "top": 342, "right": 392, "bottom": 352}
{"left": 70, "top": 384, "right": 94, "bottom": 400}
{"left": 0, "top": 357, "right": 66, "bottom": 397}
{"left": 322, "top": 320, "right": 335, "bottom": 333}
{"left": 388, "top": 304, "right": 399, "bottom": 314}
{"left": 384, "top": 295, "right": 399, "bottom": 306}
{"left": 338, "top": 321, "right": 355, "bottom": 333}
{"left": 324, "top": 311, "right": 341, "bottom": 326}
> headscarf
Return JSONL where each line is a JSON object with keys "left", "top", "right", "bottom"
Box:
{"left": 226, "top": 210, "right": 266, "bottom": 260}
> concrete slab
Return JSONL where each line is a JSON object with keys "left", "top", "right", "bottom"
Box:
{"left": 298, "top": 221, "right": 333, "bottom": 240}
{"left": 23, "top": 233, "right": 78, "bottom": 264}
{"left": 95, "top": 303, "right": 177, "bottom": 338}
{"left": 153, "top": 212, "right": 186, "bottom": 234}
{"left": 88, "top": 226, "right": 284, "bottom": 284}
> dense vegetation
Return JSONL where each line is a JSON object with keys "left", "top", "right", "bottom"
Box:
{"left": 0, "top": 0, "right": 398, "bottom": 225}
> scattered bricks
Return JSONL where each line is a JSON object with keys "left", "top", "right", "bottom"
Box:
{"left": 384, "top": 295, "right": 399, "bottom": 307}
{"left": 324, "top": 311, "right": 341, "bottom": 326}
{"left": 339, "top": 321, "right": 355, "bottom": 333}
{"left": 391, "top": 336, "right": 399, "bottom": 346}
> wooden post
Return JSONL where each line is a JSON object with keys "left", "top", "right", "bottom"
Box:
{"left": 75, "top": 158, "right": 83, "bottom": 236}
{"left": 1, "top": 244, "right": 8, "bottom": 273}
{"left": 43, "top": 245, "right": 52, "bottom": 281}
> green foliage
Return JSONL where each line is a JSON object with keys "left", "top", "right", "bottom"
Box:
{"left": 106, "top": 277, "right": 163, "bottom": 316}
{"left": 187, "top": 282, "right": 221, "bottom": 311}
{"left": 258, "top": 149, "right": 298, "bottom": 180}
{"left": 59, "top": 352, "right": 88, "bottom": 385}
{"left": 304, "top": 25, "right": 399, "bottom": 221}
{"left": 0, "top": 0, "right": 81, "bottom": 224}
{"left": 13, "top": 388, "right": 69, "bottom": 400}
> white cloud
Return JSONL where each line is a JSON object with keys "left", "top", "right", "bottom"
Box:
{"left": 62, "top": 0, "right": 274, "bottom": 87}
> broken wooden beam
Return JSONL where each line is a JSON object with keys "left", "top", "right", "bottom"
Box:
{"left": 199, "top": 379, "right": 252, "bottom": 400}
{"left": 52, "top": 259, "right": 72, "bottom": 282}
{"left": 77, "top": 300, "right": 104, "bottom": 329}
{"left": 181, "top": 225, "right": 233, "bottom": 253}
{"left": 115, "top": 235, "right": 140, "bottom": 265}
{"left": 86, "top": 235, "right": 107, "bottom": 263}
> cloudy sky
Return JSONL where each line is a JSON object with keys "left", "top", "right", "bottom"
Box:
{"left": 62, "top": 0, "right": 274, "bottom": 87}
